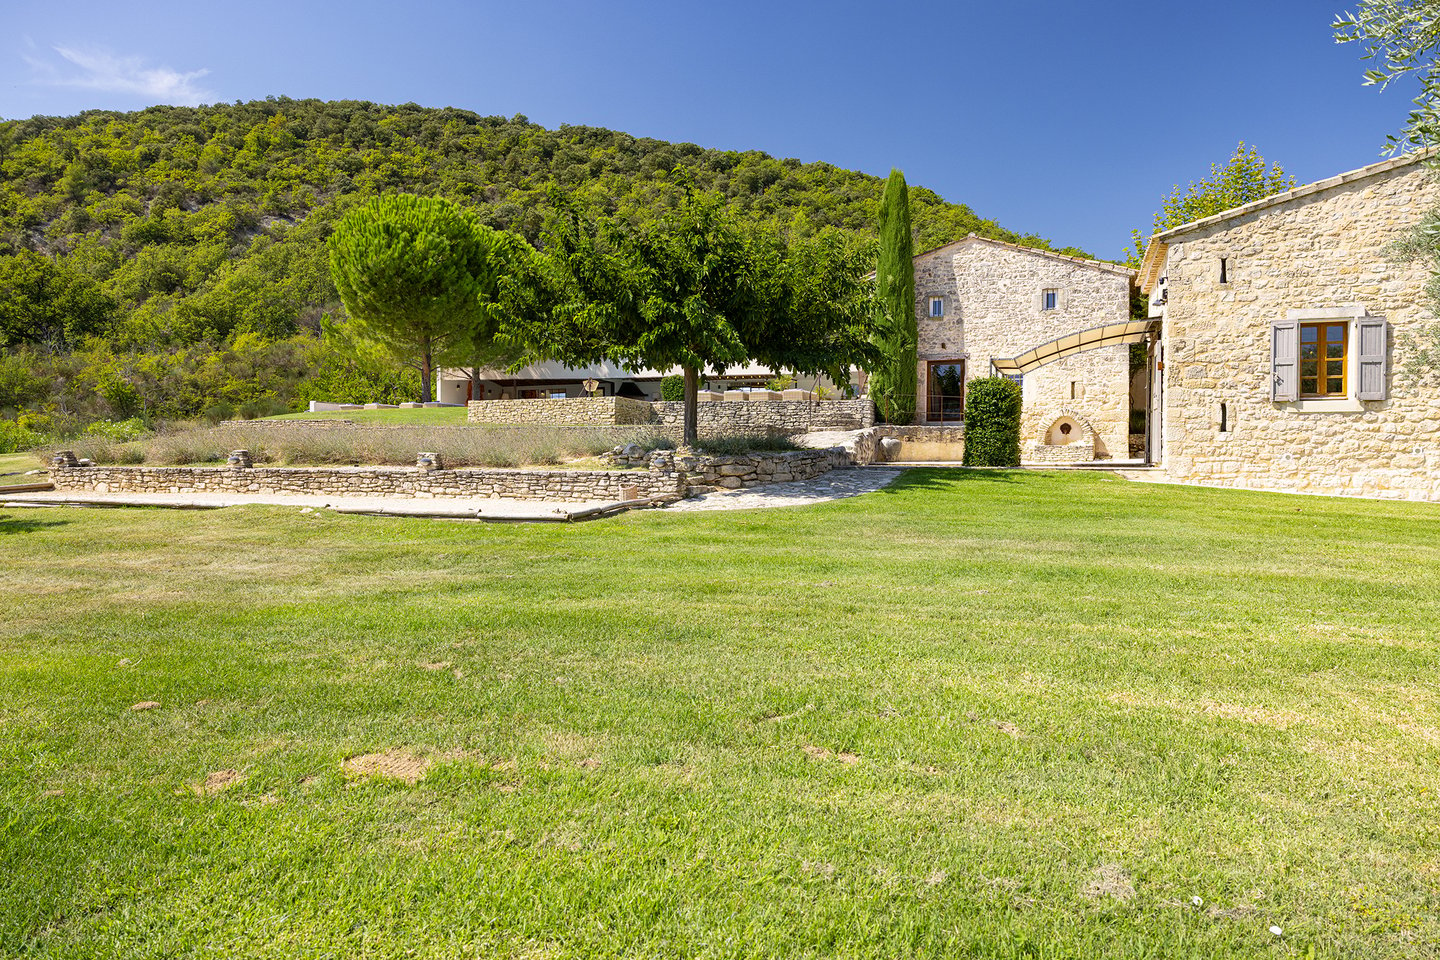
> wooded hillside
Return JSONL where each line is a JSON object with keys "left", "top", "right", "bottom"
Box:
{"left": 0, "top": 98, "right": 1088, "bottom": 349}
{"left": 0, "top": 99, "right": 1093, "bottom": 438}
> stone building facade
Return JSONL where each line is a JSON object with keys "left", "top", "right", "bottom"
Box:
{"left": 1140, "top": 153, "right": 1440, "bottom": 501}
{"left": 912, "top": 236, "right": 1136, "bottom": 460}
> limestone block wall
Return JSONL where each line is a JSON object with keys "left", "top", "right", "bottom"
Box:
{"left": 652, "top": 448, "right": 852, "bottom": 489}
{"left": 870, "top": 425, "right": 966, "bottom": 462}
{"left": 649, "top": 399, "right": 874, "bottom": 432}
{"left": 49, "top": 464, "right": 684, "bottom": 503}
{"left": 912, "top": 237, "right": 1133, "bottom": 456}
{"left": 467, "top": 396, "right": 654, "bottom": 426}
{"left": 468, "top": 396, "right": 875, "bottom": 432}
{"left": 1159, "top": 159, "right": 1440, "bottom": 501}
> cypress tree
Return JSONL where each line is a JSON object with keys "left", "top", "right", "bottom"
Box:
{"left": 871, "top": 169, "right": 917, "bottom": 423}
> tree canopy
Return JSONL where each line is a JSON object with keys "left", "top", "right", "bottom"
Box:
{"left": 328, "top": 194, "right": 518, "bottom": 401}
{"left": 1335, "top": 0, "right": 1440, "bottom": 152}
{"left": 1128, "top": 143, "right": 1295, "bottom": 266}
{"left": 532, "top": 189, "right": 876, "bottom": 446}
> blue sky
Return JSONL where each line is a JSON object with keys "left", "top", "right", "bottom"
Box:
{"left": 0, "top": 0, "right": 1419, "bottom": 260}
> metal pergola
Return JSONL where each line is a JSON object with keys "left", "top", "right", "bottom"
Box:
{"left": 990, "top": 319, "right": 1160, "bottom": 377}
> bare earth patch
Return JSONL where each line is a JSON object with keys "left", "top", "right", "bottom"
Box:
{"left": 1081, "top": 863, "right": 1136, "bottom": 903}
{"left": 342, "top": 750, "right": 431, "bottom": 784}
{"left": 419, "top": 661, "right": 452, "bottom": 671}
{"left": 129, "top": 701, "right": 160, "bottom": 711}
{"left": 195, "top": 769, "right": 243, "bottom": 795}
{"left": 803, "top": 744, "right": 861, "bottom": 765}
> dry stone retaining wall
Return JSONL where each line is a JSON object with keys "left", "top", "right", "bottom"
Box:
{"left": 651, "top": 448, "right": 852, "bottom": 489}
{"left": 467, "top": 396, "right": 655, "bottom": 425}
{"left": 49, "top": 464, "right": 684, "bottom": 503}
{"left": 48, "top": 446, "right": 858, "bottom": 502}
{"left": 648, "top": 399, "right": 874, "bottom": 432}
{"left": 466, "top": 396, "right": 873, "bottom": 433}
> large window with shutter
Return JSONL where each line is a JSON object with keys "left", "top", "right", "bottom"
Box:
{"left": 1271, "top": 312, "right": 1387, "bottom": 403}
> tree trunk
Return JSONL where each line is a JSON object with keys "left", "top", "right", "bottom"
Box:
{"left": 421, "top": 342, "right": 433, "bottom": 402}
{"left": 683, "top": 365, "right": 699, "bottom": 448}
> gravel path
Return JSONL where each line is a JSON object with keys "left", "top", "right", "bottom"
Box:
{"left": 663, "top": 467, "right": 902, "bottom": 512}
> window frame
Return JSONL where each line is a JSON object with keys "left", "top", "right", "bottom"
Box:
{"left": 1298, "top": 321, "right": 1348, "bottom": 399}
{"left": 929, "top": 296, "right": 945, "bottom": 318}
{"left": 925, "top": 359, "right": 967, "bottom": 423}
{"left": 1042, "top": 288, "right": 1059, "bottom": 311}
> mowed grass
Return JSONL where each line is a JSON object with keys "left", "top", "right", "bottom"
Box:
{"left": 2, "top": 471, "right": 1438, "bottom": 959}
{"left": 267, "top": 407, "right": 471, "bottom": 425}
{"left": 0, "top": 452, "right": 45, "bottom": 485}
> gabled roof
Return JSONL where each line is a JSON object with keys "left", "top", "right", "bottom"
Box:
{"left": 1137, "top": 150, "right": 1433, "bottom": 294}
{"left": 914, "top": 233, "right": 1136, "bottom": 279}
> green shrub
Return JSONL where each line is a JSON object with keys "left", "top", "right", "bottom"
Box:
{"left": 0, "top": 419, "right": 46, "bottom": 454}
{"left": 83, "top": 418, "right": 149, "bottom": 442}
{"left": 660, "top": 374, "right": 685, "bottom": 402}
{"left": 962, "top": 377, "right": 1022, "bottom": 467}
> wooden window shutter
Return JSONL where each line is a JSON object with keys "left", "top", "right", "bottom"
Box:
{"left": 1356, "top": 316, "right": 1388, "bottom": 401}
{"left": 1271, "top": 319, "right": 1299, "bottom": 401}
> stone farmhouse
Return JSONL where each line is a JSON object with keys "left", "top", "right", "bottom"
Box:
{"left": 1139, "top": 152, "right": 1440, "bottom": 501}
{"left": 911, "top": 235, "right": 1139, "bottom": 462}
{"left": 435, "top": 151, "right": 1440, "bottom": 503}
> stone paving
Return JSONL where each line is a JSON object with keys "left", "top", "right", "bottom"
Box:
{"left": 662, "top": 467, "right": 902, "bottom": 512}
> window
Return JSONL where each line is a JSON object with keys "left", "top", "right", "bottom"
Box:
{"left": 1219, "top": 258, "right": 1229, "bottom": 284}
{"left": 1271, "top": 312, "right": 1387, "bottom": 403}
{"left": 1299, "top": 322, "right": 1347, "bottom": 397}
{"left": 929, "top": 297, "right": 944, "bottom": 317}
{"left": 927, "top": 360, "right": 965, "bottom": 422}
{"left": 1042, "top": 289, "right": 1058, "bottom": 311}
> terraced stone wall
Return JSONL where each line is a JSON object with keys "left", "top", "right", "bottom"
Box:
{"left": 47, "top": 464, "right": 684, "bottom": 503}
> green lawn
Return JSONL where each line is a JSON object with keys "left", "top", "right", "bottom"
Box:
{"left": 0, "top": 452, "right": 45, "bottom": 485}
{"left": 3, "top": 472, "right": 1438, "bottom": 958}
{"left": 267, "top": 407, "right": 471, "bottom": 425}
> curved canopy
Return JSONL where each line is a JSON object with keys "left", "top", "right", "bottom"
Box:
{"left": 991, "top": 319, "right": 1159, "bottom": 376}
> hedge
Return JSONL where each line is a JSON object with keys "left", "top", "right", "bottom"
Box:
{"left": 962, "top": 377, "right": 1022, "bottom": 467}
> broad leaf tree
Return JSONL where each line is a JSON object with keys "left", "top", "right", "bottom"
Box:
{"left": 870, "top": 169, "right": 917, "bottom": 423}
{"left": 1126, "top": 143, "right": 1295, "bottom": 266}
{"left": 533, "top": 188, "right": 877, "bottom": 447}
{"left": 328, "top": 194, "right": 516, "bottom": 402}
{"left": 0, "top": 251, "right": 116, "bottom": 352}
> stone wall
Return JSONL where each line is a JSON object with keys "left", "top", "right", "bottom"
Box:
{"left": 467, "top": 396, "right": 654, "bottom": 426}
{"left": 649, "top": 398, "right": 874, "bottom": 432}
{"left": 467, "top": 395, "right": 874, "bottom": 433}
{"left": 218, "top": 419, "right": 356, "bottom": 429}
{"left": 47, "top": 446, "right": 857, "bottom": 502}
{"left": 869, "top": 425, "right": 967, "bottom": 462}
{"left": 1158, "top": 157, "right": 1440, "bottom": 501}
{"left": 650, "top": 447, "right": 852, "bottom": 489}
{"left": 913, "top": 236, "right": 1134, "bottom": 457}
{"left": 49, "top": 463, "right": 684, "bottom": 503}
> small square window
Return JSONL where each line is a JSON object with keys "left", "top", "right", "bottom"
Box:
{"left": 1042, "top": 289, "right": 1059, "bottom": 311}
{"left": 929, "top": 297, "right": 944, "bottom": 318}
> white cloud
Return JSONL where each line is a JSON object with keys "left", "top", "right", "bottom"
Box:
{"left": 24, "top": 44, "right": 214, "bottom": 106}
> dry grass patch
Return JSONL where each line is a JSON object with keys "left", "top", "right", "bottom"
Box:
{"left": 194, "top": 769, "right": 244, "bottom": 795}
{"left": 1081, "top": 863, "right": 1136, "bottom": 903}
{"left": 342, "top": 750, "right": 431, "bottom": 785}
